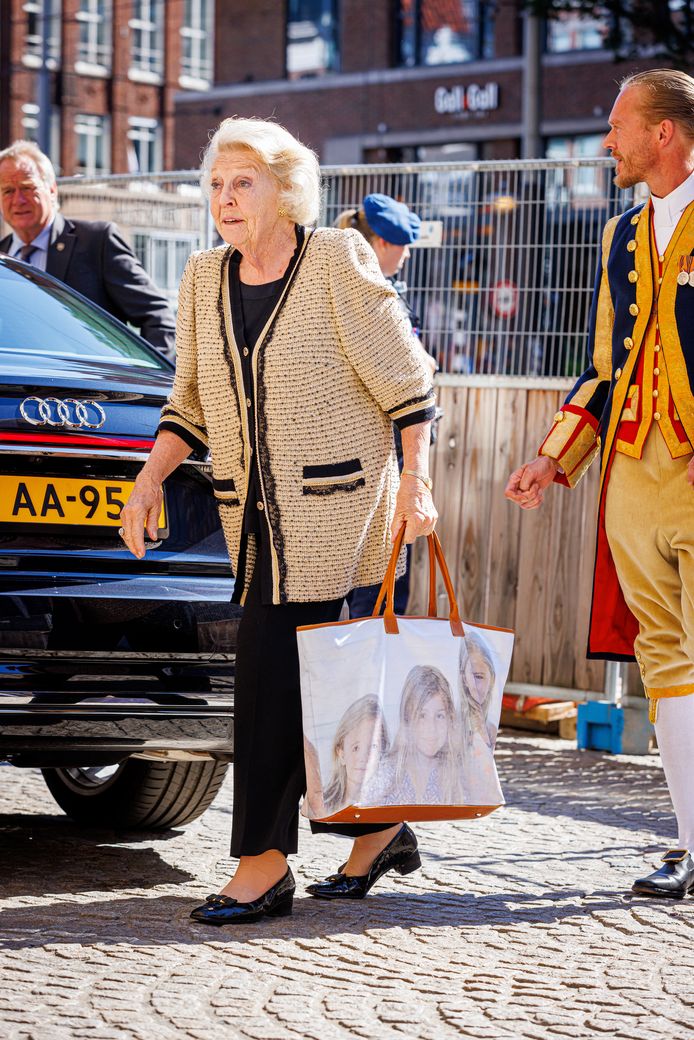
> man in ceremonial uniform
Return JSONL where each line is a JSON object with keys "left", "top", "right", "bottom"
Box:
{"left": 506, "top": 69, "right": 694, "bottom": 898}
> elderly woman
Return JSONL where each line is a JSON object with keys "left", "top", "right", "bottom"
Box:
{"left": 120, "top": 117, "right": 437, "bottom": 924}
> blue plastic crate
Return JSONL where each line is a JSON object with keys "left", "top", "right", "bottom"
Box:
{"left": 576, "top": 701, "right": 624, "bottom": 754}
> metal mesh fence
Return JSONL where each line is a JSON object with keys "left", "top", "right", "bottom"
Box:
{"left": 49, "top": 159, "right": 642, "bottom": 378}
{"left": 321, "top": 159, "right": 640, "bottom": 378}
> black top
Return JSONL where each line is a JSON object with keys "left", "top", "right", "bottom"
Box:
{"left": 227, "top": 227, "right": 305, "bottom": 599}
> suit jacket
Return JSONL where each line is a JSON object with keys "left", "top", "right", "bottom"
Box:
{"left": 538, "top": 200, "right": 694, "bottom": 659}
{"left": 159, "top": 227, "right": 436, "bottom": 605}
{"left": 0, "top": 213, "right": 176, "bottom": 358}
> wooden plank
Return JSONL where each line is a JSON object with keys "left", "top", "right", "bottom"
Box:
{"left": 457, "top": 386, "right": 499, "bottom": 622}
{"left": 542, "top": 444, "right": 589, "bottom": 688}
{"left": 510, "top": 389, "right": 562, "bottom": 684}
{"left": 408, "top": 385, "right": 468, "bottom": 615}
{"left": 485, "top": 387, "right": 528, "bottom": 630}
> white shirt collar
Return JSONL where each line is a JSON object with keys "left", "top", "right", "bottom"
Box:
{"left": 651, "top": 170, "right": 694, "bottom": 226}
{"left": 9, "top": 220, "right": 53, "bottom": 257}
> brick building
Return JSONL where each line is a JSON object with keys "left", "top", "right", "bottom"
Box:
{"left": 174, "top": 1, "right": 660, "bottom": 168}
{"left": 0, "top": 0, "right": 215, "bottom": 175}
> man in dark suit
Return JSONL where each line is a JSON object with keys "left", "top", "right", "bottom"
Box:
{"left": 0, "top": 140, "right": 176, "bottom": 359}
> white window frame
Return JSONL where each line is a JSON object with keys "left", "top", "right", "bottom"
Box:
{"left": 129, "top": 0, "right": 164, "bottom": 82}
{"left": 127, "top": 117, "right": 163, "bottom": 175}
{"left": 22, "top": 0, "right": 62, "bottom": 69}
{"left": 179, "top": 0, "right": 214, "bottom": 89}
{"left": 75, "top": 0, "right": 112, "bottom": 74}
{"left": 74, "top": 113, "right": 111, "bottom": 176}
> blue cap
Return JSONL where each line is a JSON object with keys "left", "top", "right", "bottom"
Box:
{"left": 362, "top": 193, "right": 421, "bottom": 246}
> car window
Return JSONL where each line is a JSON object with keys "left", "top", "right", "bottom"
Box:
{"left": 0, "top": 262, "right": 171, "bottom": 371}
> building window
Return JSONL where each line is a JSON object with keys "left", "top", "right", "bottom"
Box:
{"left": 133, "top": 233, "right": 200, "bottom": 310}
{"left": 74, "top": 113, "right": 110, "bottom": 175}
{"left": 286, "top": 0, "right": 339, "bottom": 80}
{"left": 75, "top": 0, "right": 111, "bottom": 71}
{"left": 130, "top": 0, "right": 164, "bottom": 80}
{"left": 180, "top": 0, "right": 214, "bottom": 88}
{"left": 20, "top": 103, "right": 61, "bottom": 173}
{"left": 127, "top": 117, "right": 162, "bottom": 174}
{"left": 545, "top": 9, "right": 607, "bottom": 52}
{"left": 545, "top": 134, "right": 606, "bottom": 196}
{"left": 22, "top": 0, "right": 62, "bottom": 68}
{"left": 398, "top": 0, "right": 493, "bottom": 67}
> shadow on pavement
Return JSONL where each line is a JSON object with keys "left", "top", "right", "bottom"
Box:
{"left": 0, "top": 813, "right": 192, "bottom": 897}
{"left": 0, "top": 888, "right": 634, "bottom": 950}
{"left": 494, "top": 738, "right": 673, "bottom": 838}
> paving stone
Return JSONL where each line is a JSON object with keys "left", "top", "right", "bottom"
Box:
{"left": 1, "top": 735, "right": 693, "bottom": 1039}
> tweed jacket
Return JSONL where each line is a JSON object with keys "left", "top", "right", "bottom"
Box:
{"left": 538, "top": 199, "right": 694, "bottom": 659}
{"left": 159, "top": 226, "right": 436, "bottom": 604}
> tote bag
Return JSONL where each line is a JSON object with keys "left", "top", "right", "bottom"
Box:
{"left": 298, "top": 529, "right": 514, "bottom": 824}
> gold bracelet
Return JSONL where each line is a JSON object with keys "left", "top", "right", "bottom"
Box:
{"left": 402, "top": 469, "right": 433, "bottom": 491}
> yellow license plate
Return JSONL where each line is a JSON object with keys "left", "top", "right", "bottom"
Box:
{"left": 0, "top": 476, "right": 166, "bottom": 528}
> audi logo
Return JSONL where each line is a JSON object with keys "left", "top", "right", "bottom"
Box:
{"left": 19, "top": 396, "right": 107, "bottom": 430}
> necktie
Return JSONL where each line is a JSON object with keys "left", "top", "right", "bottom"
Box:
{"left": 18, "top": 243, "right": 36, "bottom": 264}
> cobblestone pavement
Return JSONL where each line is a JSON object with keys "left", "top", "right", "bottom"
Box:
{"left": 1, "top": 734, "right": 692, "bottom": 1040}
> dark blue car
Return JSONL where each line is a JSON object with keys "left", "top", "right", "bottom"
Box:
{"left": 0, "top": 256, "right": 238, "bottom": 829}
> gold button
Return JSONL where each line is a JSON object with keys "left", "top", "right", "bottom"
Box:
{"left": 554, "top": 410, "right": 564, "bottom": 422}
{"left": 596, "top": 435, "right": 602, "bottom": 448}
{"left": 257, "top": 501, "right": 264, "bottom": 510}
{"left": 659, "top": 277, "right": 662, "bottom": 284}
{"left": 653, "top": 390, "right": 659, "bottom": 398}
{"left": 655, "top": 344, "right": 661, "bottom": 352}
{"left": 654, "top": 367, "right": 660, "bottom": 376}
{"left": 628, "top": 270, "right": 638, "bottom": 283}
{"left": 627, "top": 240, "right": 637, "bottom": 252}
{"left": 654, "top": 411, "right": 661, "bottom": 420}
{"left": 243, "top": 347, "right": 249, "bottom": 357}
{"left": 659, "top": 255, "right": 665, "bottom": 263}
{"left": 624, "top": 337, "right": 634, "bottom": 349}
{"left": 246, "top": 397, "right": 252, "bottom": 408}
{"left": 631, "top": 214, "right": 639, "bottom": 225}
{"left": 629, "top": 303, "right": 639, "bottom": 316}
{"left": 615, "top": 368, "right": 622, "bottom": 379}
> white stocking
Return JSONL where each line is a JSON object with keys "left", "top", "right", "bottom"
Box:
{"left": 653, "top": 694, "right": 694, "bottom": 849}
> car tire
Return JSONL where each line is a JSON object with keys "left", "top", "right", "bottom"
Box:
{"left": 41, "top": 758, "right": 229, "bottom": 830}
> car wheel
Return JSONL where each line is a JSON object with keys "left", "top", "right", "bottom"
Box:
{"left": 41, "top": 759, "right": 229, "bottom": 829}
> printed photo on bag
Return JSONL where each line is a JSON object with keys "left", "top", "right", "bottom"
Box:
{"left": 300, "top": 618, "right": 509, "bottom": 818}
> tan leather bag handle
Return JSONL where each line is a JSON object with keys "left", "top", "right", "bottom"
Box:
{"left": 372, "top": 526, "right": 464, "bottom": 637}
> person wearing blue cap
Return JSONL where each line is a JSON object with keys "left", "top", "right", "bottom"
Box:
{"left": 336, "top": 194, "right": 438, "bottom": 618}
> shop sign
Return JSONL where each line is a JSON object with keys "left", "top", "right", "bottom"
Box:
{"left": 413, "top": 220, "right": 443, "bottom": 248}
{"left": 434, "top": 83, "right": 500, "bottom": 116}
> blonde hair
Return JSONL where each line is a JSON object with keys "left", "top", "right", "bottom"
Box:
{"left": 459, "top": 632, "right": 497, "bottom": 752}
{"left": 200, "top": 116, "right": 321, "bottom": 225}
{"left": 334, "top": 206, "right": 378, "bottom": 244}
{"left": 0, "top": 140, "right": 58, "bottom": 207}
{"left": 323, "top": 695, "right": 389, "bottom": 812}
{"left": 620, "top": 69, "right": 694, "bottom": 142}
{"left": 390, "top": 665, "right": 463, "bottom": 803}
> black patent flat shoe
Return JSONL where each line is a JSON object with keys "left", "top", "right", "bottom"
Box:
{"left": 632, "top": 849, "right": 694, "bottom": 898}
{"left": 190, "top": 867, "right": 295, "bottom": 924}
{"left": 306, "top": 824, "right": 421, "bottom": 900}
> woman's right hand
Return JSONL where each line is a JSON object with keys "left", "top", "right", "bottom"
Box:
{"left": 119, "top": 471, "right": 163, "bottom": 559}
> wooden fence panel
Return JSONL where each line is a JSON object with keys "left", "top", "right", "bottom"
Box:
{"left": 409, "top": 379, "right": 606, "bottom": 695}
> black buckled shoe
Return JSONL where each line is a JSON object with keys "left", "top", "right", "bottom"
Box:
{"left": 632, "top": 849, "right": 694, "bottom": 898}
{"left": 306, "top": 824, "right": 421, "bottom": 900}
{"left": 190, "top": 868, "right": 295, "bottom": 924}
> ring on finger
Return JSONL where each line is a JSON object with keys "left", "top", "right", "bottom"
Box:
{"left": 118, "top": 527, "right": 125, "bottom": 538}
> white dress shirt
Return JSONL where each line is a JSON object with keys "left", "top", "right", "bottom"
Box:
{"left": 651, "top": 169, "right": 694, "bottom": 256}
{"left": 9, "top": 221, "right": 53, "bottom": 272}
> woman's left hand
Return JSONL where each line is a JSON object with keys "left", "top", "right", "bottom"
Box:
{"left": 391, "top": 474, "right": 438, "bottom": 543}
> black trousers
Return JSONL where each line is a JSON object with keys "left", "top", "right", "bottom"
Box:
{"left": 231, "top": 555, "right": 394, "bottom": 857}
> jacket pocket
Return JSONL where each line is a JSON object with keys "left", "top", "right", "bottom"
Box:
{"left": 302, "top": 459, "right": 365, "bottom": 496}
{"left": 213, "top": 477, "right": 240, "bottom": 506}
